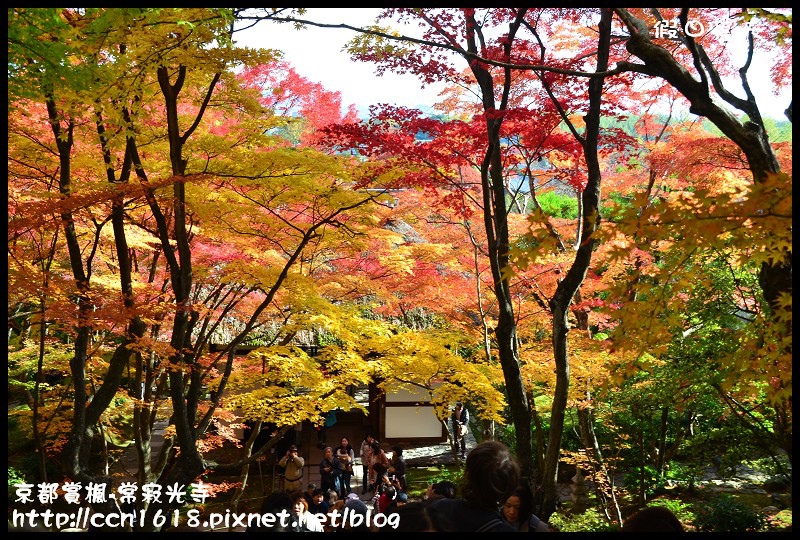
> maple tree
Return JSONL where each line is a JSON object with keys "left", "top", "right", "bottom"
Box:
{"left": 270, "top": 6, "right": 791, "bottom": 518}
{"left": 600, "top": 9, "right": 792, "bottom": 476}
{"left": 610, "top": 8, "right": 791, "bottom": 316}
{"left": 8, "top": 9, "right": 516, "bottom": 530}
{"left": 587, "top": 11, "right": 791, "bottom": 510}
{"left": 7, "top": 7, "right": 792, "bottom": 530}
{"left": 307, "top": 8, "right": 625, "bottom": 515}
{"left": 8, "top": 7, "right": 388, "bottom": 528}
{"left": 582, "top": 108, "right": 790, "bottom": 507}
{"left": 11, "top": 8, "right": 239, "bottom": 524}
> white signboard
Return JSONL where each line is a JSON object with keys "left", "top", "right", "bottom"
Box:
{"left": 384, "top": 406, "right": 442, "bottom": 438}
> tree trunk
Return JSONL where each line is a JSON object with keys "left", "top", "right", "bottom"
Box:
{"left": 463, "top": 10, "right": 534, "bottom": 480}
{"left": 228, "top": 420, "right": 262, "bottom": 530}
{"left": 577, "top": 401, "right": 623, "bottom": 524}
{"left": 46, "top": 98, "right": 93, "bottom": 479}
{"left": 538, "top": 9, "right": 612, "bottom": 519}
{"left": 33, "top": 296, "right": 49, "bottom": 482}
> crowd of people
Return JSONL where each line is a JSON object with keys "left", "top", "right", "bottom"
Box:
{"left": 249, "top": 427, "right": 413, "bottom": 533}
{"left": 251, "top": 437, "right": 553, "bottom": 532}
{"left": 251, "top": 403, "right": 684, "bottom": 533}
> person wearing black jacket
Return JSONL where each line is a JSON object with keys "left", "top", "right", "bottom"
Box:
{"left": 245, "top": 490, "right": 293, "bottom": 532}
{"left": 388, "top": 444, "right": 407, "bottom": 492}
{"left": 319, "top": 446, "right": 341, "bottom": 498}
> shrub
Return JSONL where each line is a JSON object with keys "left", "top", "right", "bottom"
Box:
{"left": 8, "top": 466, "right": 26, "bottom": 493}
{"left": 624, "top": 464, "right": 664, "bottom": 498}
{"left": 692, "top": 493, "right": 768, "bottom": 532}
{"left": 548, "top": 508, "right": 618, "bottom": 532}
{"left": 648, "top": 498, "right": 695, "bottom": 528}
{"left": 536, "top": 191, "right": 578, "bottom": 219}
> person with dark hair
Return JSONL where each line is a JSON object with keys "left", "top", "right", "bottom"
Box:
{"left": 277, "top": 444, "right": 304, "bottom": 492}
{"left": 307, "top": 488, "right": 329, "bottom": 517}
{"left": 430, "top": 440, "right": 519, "bottom": 532}
{"left": 360, "top": 432, "right": 378, "bottom": 494}
{"left": 622, "top": 506, "right": 685, "bottom": 532}
{"left": 501, "top": 481, "right": 552, "bottom": 532}
{"left": 384, "top": 491, "right": 408, "bottom": 514}
{"left": 388, "top": 500, "right": 446, "bottom": 532}
{"left": 451, "top": 402, "right": 469, "bottom": 459}
{"left": 425, "top": 480, "right": 457, "bottom": 501}
{"left": 319, "top": 446, "right": 341, "bottom": 498}
{"left": 378, "top": 485, "right": 397, "bottom": 514}
{"left": 245, "top": 490, "right": 293, "bottom": 532}
{"left": 369, "top": 461, "right": 392, "bottom": 508}
{"left": 289, "top": 491, "right": 324, "bottom": 532}
{"left": 302, "top": 482, "right": 316, "bottom": 506}
{"left": 388, "top": 444, "right": 407, "bottom": 491}
{"left": 335, "top": 436, "right": 356, "bottom": 497}
{"left": 370, "top": 440, "right": 390, "bottom": 491}
{"left": 337, "top": 497, "right": 372, "bottom": 532}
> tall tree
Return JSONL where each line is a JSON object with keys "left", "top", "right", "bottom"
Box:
{"left": 610, "top": 8, "right": 792, "bottom": 465}
{"left": 312, "top": 10, "right": 619, "bottom": 513}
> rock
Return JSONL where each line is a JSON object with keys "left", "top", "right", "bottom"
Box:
{"left": 760, "top": 506, "right": 781, "bottom": 515}
{"left": 762, "top": 475, "right": 791, "bottom": 493}
{"left": 770, "top": 492, "right": 792, "bottom": 509}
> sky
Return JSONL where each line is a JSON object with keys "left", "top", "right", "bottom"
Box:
{"left": 232, "top": 8, "right": 791, "bottom": 121}
{"left": 233, "top": 9, "right": 447, "bottom": 118}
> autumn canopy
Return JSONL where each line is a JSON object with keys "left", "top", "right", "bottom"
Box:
{"left": 7, "top": 7, "right": 791, "bottom": 531}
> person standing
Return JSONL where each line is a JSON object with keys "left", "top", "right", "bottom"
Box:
{"left": 388, "top": 444, "right": 407, "bottom": 492}
{"left": 277, "top": 444, "right": 305, "bottom": 492}
{"left": 451, "top": 402, "right": 469, "bottom": 459}
{"left": 319, "top": 446, "right": 341, "bottom": 498}
{"left": 335, "top": 436, "right": 356, "bottom": 497}
{"left": 370, "top": 441, "right": 390, "bottom": 491}
{"left": 359, "top": 432, "right": 378, "bottom": 494}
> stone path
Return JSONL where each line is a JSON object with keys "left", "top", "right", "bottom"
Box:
{"left": 114, "top": 419, "right": 169, "bottom": 479}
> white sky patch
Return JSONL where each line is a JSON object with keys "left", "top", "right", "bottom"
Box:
{"left": 234, "top": 8, "right": 791, "bottom": 121}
